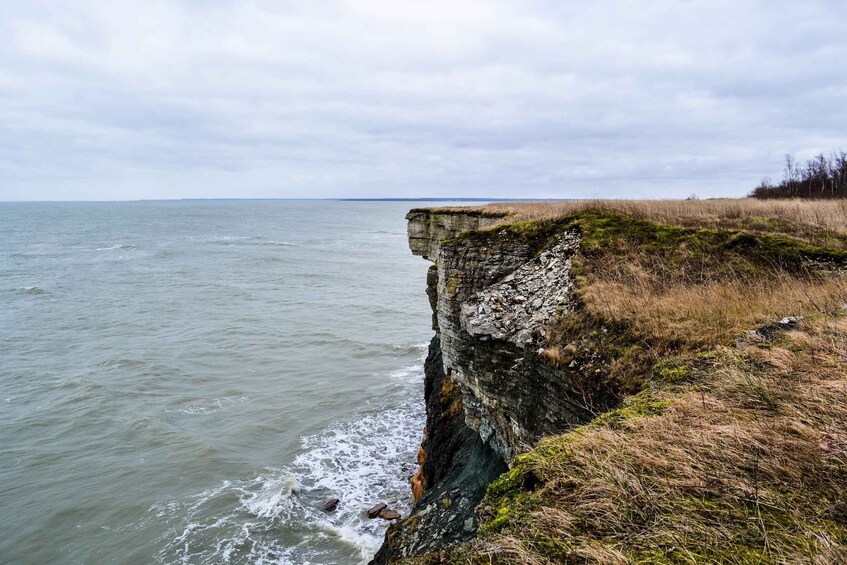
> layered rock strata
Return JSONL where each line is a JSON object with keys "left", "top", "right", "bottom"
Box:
{"left": 372, "top": 209, "right": 598, "bottom": 563}
{"left": 406, "top": 209, "right": 506, "bottom": 261}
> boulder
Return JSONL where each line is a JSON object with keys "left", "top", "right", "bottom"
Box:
{"left": 366, "top": 502, "right": 387, "bottom": 519}
{"left": 323, "top": 498, "right": 340, "bottom": 512}
{"left": 378, "top": 508, "right": 401, "bottom": 521}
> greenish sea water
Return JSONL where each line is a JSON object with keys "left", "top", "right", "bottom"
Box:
{"left": 0, "top": 200, "right": 445, "bottom": 564}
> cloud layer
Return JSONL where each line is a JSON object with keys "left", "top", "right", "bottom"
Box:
{"left": 1, "top": 1, "right": 845, "bottom": 200}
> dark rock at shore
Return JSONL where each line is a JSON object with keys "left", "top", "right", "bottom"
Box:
{"left": 367, "top": 502, "right": 387, "bottom": 519}
{"left": 370, "top": 337, "right": 508, "bottom": 564}
{"left": 378, "top": 508, "right": 401, "bottom": 521}
{"left": 324, "top": 498, "right": 340, "bottom": 512}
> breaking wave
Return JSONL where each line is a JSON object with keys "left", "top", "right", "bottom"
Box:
{"left": 153, "top": 377, "right": 425, "bottom": 564}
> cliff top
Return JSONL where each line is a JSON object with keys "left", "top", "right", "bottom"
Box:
{"left": 413, "top": 198, "right": 847, "bottom": 250}
{"left": 401, "top": 199, "right": 847, "bottom": 564}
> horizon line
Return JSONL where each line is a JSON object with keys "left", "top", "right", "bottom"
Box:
{"left": 0, "top": 197, "right": 576, "bottom": 204}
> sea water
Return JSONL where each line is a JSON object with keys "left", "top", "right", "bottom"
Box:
{"left": 0, "top": 200, "right": 448, "bottom": 564}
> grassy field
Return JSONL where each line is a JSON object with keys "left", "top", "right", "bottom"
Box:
{"left": 409, "top": 199, "right": 847, "bottom": 564}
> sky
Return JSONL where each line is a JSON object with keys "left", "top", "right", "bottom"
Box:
{"left": 1, "top": 1, "right": 846, "bottom": 201}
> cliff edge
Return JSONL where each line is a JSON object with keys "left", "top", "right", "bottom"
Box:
{"left": 374, "top": 201, "right": 847, "bottom": 564}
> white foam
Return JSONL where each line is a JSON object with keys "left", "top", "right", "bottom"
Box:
{"left": 165, "top": 396, "right": 249, "bottom": 416}
{"left": 17, "top": 286, "right": 45, "bottom": 295}
{"left": 96, "top": 244, "right": 137, "bottom": 251}
{"left": 152, "top": 366, "right": 425, "bottom": 564}
{"left": 389, "top": 364, "right": 423, "bottom": 380}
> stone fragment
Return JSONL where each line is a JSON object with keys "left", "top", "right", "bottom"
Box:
{"left": 323, "top": 498, "right": 340, "bottom": 512}
{"left": 736, "top": 316, "right": 803, "bottom": 348}
{"left": 378, "top": 508, "right": 401, "bottom": 521}
{"left": 367, "top": 502, "right": 388, "bottom": 519}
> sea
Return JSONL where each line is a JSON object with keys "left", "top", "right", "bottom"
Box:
{"left": 0, "top": 200, "right": 455, "bottom": 564}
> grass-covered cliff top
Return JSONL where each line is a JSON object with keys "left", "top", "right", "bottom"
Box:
{"left": 417, "top": 198, "right": 847, "bottom": 250}
{"left": 409, "top": 199, "right": 847, "bottom": 563}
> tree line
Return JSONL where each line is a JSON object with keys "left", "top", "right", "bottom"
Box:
{"left": 751, "top": 152, "right": 847, "bottom": 199}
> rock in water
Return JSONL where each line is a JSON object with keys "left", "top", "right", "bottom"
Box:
{"left": 366, "top": 502, "right": 387, "bottom": 519}
{"left": 378, "top": 508, "right": 401, "bottom": 521}
{"left": 323, "top": 498, "right": 340, "bottom": 512}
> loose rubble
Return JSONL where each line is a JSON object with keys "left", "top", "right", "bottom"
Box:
{"left": 736, "top": 316, "right": 803, "bottom": 347}
{"left": 460, "top": 231, "right": 580, "bottom": 347}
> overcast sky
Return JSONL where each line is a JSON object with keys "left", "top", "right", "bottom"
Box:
{"left": 1, "top": 1, "right": 845, "bottom": 201}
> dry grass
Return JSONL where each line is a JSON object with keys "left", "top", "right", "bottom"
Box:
{"left": 532, "top": 208, "right": 847, "bottom": 402}
{"left": 405, "top": 199, "right": 847, "bottom": 564}
{"left": 443, "top": 198, "right": 847, "bottom": 249}
{"left": 457, "top": 315, "right": 847, "bottom": 563}
{"left": 577, "top": 257, "right": 847, "bottom": 351}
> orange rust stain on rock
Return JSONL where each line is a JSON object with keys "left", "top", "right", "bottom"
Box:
{"left": 411, "top": 469, "right": 426, "bottom": 503}
{"left": 411, "top": 425, "right": 428, "bottom": 503}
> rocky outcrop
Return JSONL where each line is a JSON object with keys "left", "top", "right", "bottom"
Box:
{"left": 460, "top": 233, "right": 579, "bottom": 346}
{"left": 371, "top": 209, "right": 602, "bottom": 563}
{"left": 433, "top": 224, "right": 592, "bottom": 460}
{"left": 406, "top": 209, "right": 506, "bottom": 261}
{"left": 371, "top": 336, "right": 506, "bottom": 562}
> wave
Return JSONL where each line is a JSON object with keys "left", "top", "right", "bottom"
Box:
{"left": 262, "top": 241, "right": 296, "bottom": 247}
{"left": 96, "top": 358, "right": 146, "bottom": 368}
{"left": 16, "top": 286, "right": 46, "bottom": 295}
{"left": 164, "top": 396, "right": 249, "bottom": 416}
{"left": 299, "top": 336, "right": 430, "bottom": 361}
{"left": 392, "top": 341, "right": 429, "bottom": 355}
{"left": 153, "top": 380, "right": 425, "bottom": 564}
{"left": 96, "top": 244, "right": 138, "bottom": 251}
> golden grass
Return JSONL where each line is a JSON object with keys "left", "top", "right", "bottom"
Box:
{"left": 535, "top": 207, "right": 847, "bottom": 402}
{"left": 439, "top": 198, "right": 847, "bottom": 249}
{"left": 405, "top": 199, "right": 847, "bottom": 564}
{"left": 581, "top": 271, "right": 847, "bottom": 350}
{"left": 488, "top": 198, "right": 847, "bottom": 232}
{"left": 460, "top": 315, "right": 847, "bottom": 563}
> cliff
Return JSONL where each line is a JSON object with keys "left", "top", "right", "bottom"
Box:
{"left": 373, "top": 209, "right": 617, "bottom": 562}
{"left": 373, "top": 202, "right": 847, "bottom": 564}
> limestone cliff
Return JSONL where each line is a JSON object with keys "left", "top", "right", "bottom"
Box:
{"left": 372, "top": 209, "right": 601, "bottom": 563}
{"left": 372, "top": 204, "right": 847, "bottom": 564}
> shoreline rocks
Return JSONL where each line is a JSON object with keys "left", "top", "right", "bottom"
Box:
{"left": 367, "top": 502, "right": 401, "bottom": 521}
{"left": 378, "top": 508, "right": 401, "bottom": 521}
{"left": 367, "top": 502, "right": 387, "bottom": 519}
{"left": 323, "top": 498, "right": 340, "bottom": 513}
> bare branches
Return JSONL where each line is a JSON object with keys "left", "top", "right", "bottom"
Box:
{"left": 752, "top": 151, "right": 847, "bottom": 199}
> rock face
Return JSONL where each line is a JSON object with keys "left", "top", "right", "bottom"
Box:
{"left": 371, "top": 336, "right": 506, "bottom": 562}
{"left": 406, "top": 209, "right": 505, "bottom": 261}
{"left": 460, "top": 232, "right": 580, "bottom": 347}
{"left": 371, "top": 209, "right": 600, "bottom": 563}
{"left": 434, "top": 225, "right": 590, "bottom": 460}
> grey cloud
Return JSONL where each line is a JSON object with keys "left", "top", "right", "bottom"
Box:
{"left": 1, "top": 0, "right": 846, "bottom": 200}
